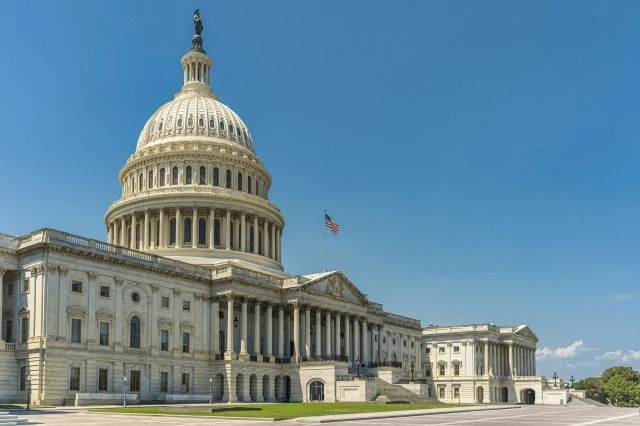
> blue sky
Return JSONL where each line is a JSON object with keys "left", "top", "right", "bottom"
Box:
{"left": 1, "top": 1, "right": 639, "bottom": 380}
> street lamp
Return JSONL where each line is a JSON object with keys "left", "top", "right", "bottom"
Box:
{"left": 26, "top": 375, "right": 32, "bottom": 411}
{"left": 410, "top": 361, "right": 415, "bottom": 383}
{"left": 209, "top": 377, "right": 213, "bottom": 404}
{"left": 356, "top": 357, "right": 361, "bottom": 378}
{"left": 552, "top": 372, "right": 558, "bottom": 388}
{"left": 570, "top": 375, "right": 575, "bottom": 389}
{"left": 233, "top": 316, "right": 239, "bottom": 329}
{"left": 123, "top": 376, "right": 128, "bottom": 407}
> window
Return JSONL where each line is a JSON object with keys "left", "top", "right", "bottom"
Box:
{"left": 219, "top": 121, "right": 225, "bottom": 131}
{"left": 237, "top": 172, "right": 243, "bottom": 191}
{"left": 99, "top": 285, "right": 110, "bottom": 298}
{"left": 439, "top": 364, "right": 445, "bottom": 376}
{"left": 172, "top": 166, "right": 178, "bottom": 185}
{"left": 199, "top": 166, "right": 206, "bottom": 185}
{"left": 71, "top": 318, "right": 82, "bottom": 343}
{"left": 187, "top": 117, "right": 194, "bottom": 127}
{"left": 23, "top": 278, "right": 29, "bottom": 293}
{"left": 184, "top": 217, "right": 192, "bottom": 244}
{"left": 177, "top": 117, "right": 183, "bottom": 128}
{"left": 99, "top": 322, "right": 109, "bottom": 346}
{"left": 130, "top": 370, "right": 141, "bottom": 392}
{"left": 426, "top": 347, "right": 431, "bottom": 354}
{"left": 229, "top": 124, "right": 235, "bottom": 134}
{"left": 454, "top": 363, "right": 460, "bottom": 376}
{"left": 169, "top": 218, "right": 176, "bottom": 245}
{"left": 403, "top": 340, "right": 407, "bottom": 347}
{"left": 160, "top": 372, "right": 169, "bottom": 392}
{"left": 225, "top": 169, "right": 232, "bottom": 188}
{"left": 139, "top": 173, "right": 143, "bottom": 191}
{"left": 411, "top": 341, "right": 415, "bottom": 348}
{"left": 182, "top": 300, "right": 191, "bottom": 311}
{"left": 98, "top": 368, "right": 108, "bottom": 391}
{"left": 21, "top": 318, "right": 29, "bottom": 342}
{"left": 7, "top": 282, "right": 13, "bottom": 296}
{"left": 439, "top": 347, "right": 445, "bottom": 353}
{"left": 130, "top": 316, "right": 141, "bottom": 348}
{"left": 454, "top": 387, "right": 460, "bottom": 398}
{"left": 158, "top": 121, "right": 163, "bottom": 131}
{"left": 198, "top": 218, "right": 206, "bottom": 245}
{"left": 198, "top": 117, "right": 205, "bottom": 128}
{"left": 214, "top": 219, "right": 220, "bottom": 246}
{"left": 247, "top": 176, "right": 252, "bottom": 194}
{"left": 70, "top": 367, "right": 80, "bottom": 390}
{"left": 383, "top": 337, "right": 386, "bottom": 344}
{"left": 161, "top": 296, "right": 170, "bottom": 308}
{"left": 71, "top": 280, "right": 82, "bottom": 293}
{"left": 309, "top": 380, "right": 325, "bottom": 402}
{"left": 131, "top": 292, "right": 140, "bottom": 303}
{"left": 185, "top": 166, "right": 192, "bottom": 184}
{"left": 20, "top": 366, "right": 26, "bottom": 390}
{"left": 426, "top": 369, "right": 431, "bottom": 377}
{"left": 159, "top": 168, "right": 165, "bottom": 187}
{"left": 182, "top": 332, "right": 190, "bottom": 353}
{"left": 182, "top": 373, "right": 190, "bottom": 393}
{"left": 148, "top": 170, "right": 154, "bottom": 189}
{"left": 161, "top": 330, "right": 169, "bottom": 351}
{"left": 255, "top": 181, "right": 259, "bottom": 196}
{"left": 213, "top": 167, "right": 220, "bottom": 186}
{"left": 5, "top": 320, "right": 12, "bottom": 343}
{"left": 453, "top": 346, "right": 460, "bottom": 353}
{"left": 209, "top": 118, "right": 215, "bottom": 129}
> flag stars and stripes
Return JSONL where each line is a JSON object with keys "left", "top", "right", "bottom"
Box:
{"left": 325, "top": 213, "right": 339, "bottom": 235}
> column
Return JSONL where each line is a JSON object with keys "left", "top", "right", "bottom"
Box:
{"left": 508, "top": 343, "right": 513, "bottom": 376}
{"left": 292, "top": 302, "right": 299, "bottom": 362}
{"left": 335, "top": 312, "right": 341, "bottom": 357}
{"left": 241, "top": 213, "right": 246, "bottom": 252}
{"left": 325, "top": 311, "right": 332, "bottom": 356}
{"left": 176, "top": 208, "right": 182, "bottom": 248}
{"left": 263, "top": 220, "right": 269, "bottom": 258}
{"left": 484, "top": 341, "right": 489, "bottom": 376}
{"left": 159, "top": 208, "right": 165, "bottom": 248}
{"left": 361, "top": 318, "right": 368, "bottom": 365}
{"left": 253, "top": 217, "right": 259, "bottom": 254}
{"left": 304, "top": 307, "right": 311, "bottom": 357}
{"left": 107, "top": 223, "right": 112, "bottom": 244}
{"left": 353, "top": 317, "right": 360, "bottom": 363}
{"left": 344, "top": 315, "right": 351, "bottom": 364}
{"left": 315, "top": 309, "right": 322, "bottom": 357}
{"left": 253, "top": 301, "right": 261, "bottom": 356}
{"left": 191, "top": 206, "right": 198, "bottom": 248}
{"left": 377, "top": 326, "right": 382, "bottom": 363}
{"left": 208, "top": 207, "right": 215, "bottom": 249}
{"left": 225, "top": 210, "right": 231, "bottom": 250}
{"left": 0, "top": 269, "right": 4, "bottom": 342}
{"left": 278, "top": 305, "right": 284, "bottom": 357}
{"left": 143, "top": 209, "right": 149, "bottom": 249}
{"left": 276, "top": 229, "right": 281, "bottom": 261}
{"left": 266, "top": 303, "right": 273, "bottom": 357}
{"left": 211, "top": 299, "right": 220, "bottom": 354}
{"left": 271, "top": 224, "right": 276, "bottom": 260}
{"left": 130, "top": 214, "right": 137, "bottom": 249}
{"left": 240, "top": 298, "right": 248, "bottom": 355}
{"left": 226, "top": 295, "right": 234, "bottom": 356}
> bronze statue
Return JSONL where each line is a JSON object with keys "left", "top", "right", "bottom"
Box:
{"left": 194, "top": 9, "right": 203, "bottom": 35}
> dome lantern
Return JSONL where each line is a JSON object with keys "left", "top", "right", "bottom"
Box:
{"left": 181, "top": 9, "right": 213, "bottom": 94}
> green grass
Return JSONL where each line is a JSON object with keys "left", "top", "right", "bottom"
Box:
{"left": 91, "top": 402, "right": 459, "bottom": 420}
{"left": 0, "top": 404, "right": 26, "bottom": 409}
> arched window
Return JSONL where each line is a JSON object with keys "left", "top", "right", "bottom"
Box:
{"left": 172, "top": 166, "right": 179, "bottom": 185}
{"left": 247, "top": 176, "right": 252, "bottom": 194}
{"left": 148, "top": 170, "right": 154, "bottom": 189}
{"left": 158, "top": 121, "right": 164, "bottom": 131}
{"left": 237, "top": 173, "right": 243, "bottom": 191}
{"left": 185, "top": 166, "right": 192, "bottom": 184}
{"left": 219, "top": 121, "right": 226, "bottom": 131}
{"left": 159, "top": 168, "right": 165, "bottom": 187}
{"left": 209, "top": 118, "right": 215, "bottom": 129}
{"left": 130, "top": 316, "right": 141, "bottom": 348}
{"left": 139, "top": 173, "right": 144, "bottom": 191}
{"left": 229, "top": 124, "right": 235, "bottom": 134}
{"left": 184, "top": 217, "right": 192, "bottom": 245}
{"left": 198, "top": 117, "right": 205, "bottom": 128}
{"left": 177, "top": 117, "right": 183, "bottom": 128}
{"left": 309, "top": 380, "right": 325, "bottom": 402}
{"left": 213, "top": 167, "right": 219, "bottom": 186}
{"left": 225, "top": 170, "right": 232, "bottom": 189}
{"left": 199, "top": 166, "right": 206, "bottom": 185}
{"left": 198, "top": 217, "right": 206, "bottom": 246}
{"left": 187, "top": 116, "right": 194, "bottom": 127}
{"left": 169, "top": 218, "right": 176, "bottom": 245}
{"left": 256, "top": 181, "right": 260, "bottom": 197}
{"left": 214, "top": 219, "right": 221, "bottom": 246}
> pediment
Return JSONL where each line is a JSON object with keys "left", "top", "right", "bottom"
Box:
{"left": 301, "top": 271, "right": 368, "bottom": 305}
{"left": 514, "top": 325, "right": 538, "bottom": 341}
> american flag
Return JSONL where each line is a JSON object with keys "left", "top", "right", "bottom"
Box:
{"left": 324, "top": 213, "right": 339, "bottom": 235}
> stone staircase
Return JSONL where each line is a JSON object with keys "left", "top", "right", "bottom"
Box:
{"left": 374, "top": 378, "right": 439, "bottom": 404}
{"left": 0, "top": 410, "right": 30, "bottom": 425}
{"left": 568, "top": 395, "right": 608, "bottom": 407}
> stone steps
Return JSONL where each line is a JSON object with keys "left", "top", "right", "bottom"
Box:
{"left": 0, "top": 410, "right": 30, "bottom": 425}
{"left": 374, "top": 377, "right": 439, "bottom": 404}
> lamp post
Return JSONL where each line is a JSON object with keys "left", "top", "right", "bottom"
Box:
{"left": 233, "top": 316, "right": 239, "bottom": 329}
{"left": 552, "top": 372, "right": 558, "bottom": 388}
{"left": 410, "top": 361, "right": 415, "bottom": 383}
{"left": 356, "top": 357, "right": 360, "bottom": 378}
{"left": 26, "top": 374, "right": 32, "bottom": 411}
{"left": 570, "top": 375, "right": 575, "bottom": 389}
{"left": 123, "top": 376, "right": 128, "bottom": 407}
{"left": 209, "top": 377, "right": 213, "bottom": 404}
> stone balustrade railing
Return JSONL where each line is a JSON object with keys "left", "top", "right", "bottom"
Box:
{"left": 0, "top": 232, "right": 19, "bottom": 249}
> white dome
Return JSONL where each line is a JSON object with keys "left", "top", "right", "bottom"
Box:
{"left": 136, "top": 90, "right": 255, "bottom": 153}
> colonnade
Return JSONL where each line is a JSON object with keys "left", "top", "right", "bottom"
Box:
{"left": 483, "top": 341, "right": 536, "bottom": 377}
{"left": 106, "top": 207, "right": 282, "bottom": 262}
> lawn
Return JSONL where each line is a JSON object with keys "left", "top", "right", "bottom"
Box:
{"left": 91, "top": 402, "right": 459, "bottom": 420}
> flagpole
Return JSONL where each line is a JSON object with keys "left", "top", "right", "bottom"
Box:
{"left": 323, "top": 209, "right": 327, "bottom": 272}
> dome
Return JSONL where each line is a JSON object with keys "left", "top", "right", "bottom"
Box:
{"left": 136, "top": 90, "right": 256, "bottom": 153}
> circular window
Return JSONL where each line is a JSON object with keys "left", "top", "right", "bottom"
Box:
{"left": 131, "top": 292, "right": 140, "bottom": 303}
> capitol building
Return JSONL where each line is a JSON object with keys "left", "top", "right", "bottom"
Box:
{"left": 0, "top": 12, "right": 549, "bottom": 406}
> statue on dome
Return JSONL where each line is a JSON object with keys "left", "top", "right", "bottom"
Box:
{"left": 194, "top": 9, "right": 203, "bottom": 35}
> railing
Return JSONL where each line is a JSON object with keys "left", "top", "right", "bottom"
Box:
{"left": 262, "top": 356, "right": 270, "bottom": 363}
{"left": 369, "top": 361, "right": 403, "bottom": 369}
{"left": 0, "top": 232, "right": 19, "bottom": 249}
{"left": 300, "top": 355, "right": 349, "bottom": 363}
{"left": 275, "top": 357, "right": 291, "bottom": 364}
{"left": 397, "top": 379, "right": 429, "bottom": 384}
{"left": 214, "top": 353, "right": 224, "bottom": 361}
{"left": 3, "top": 343, "right": 16, "bottom": 351}
{"left": 385, "top": 312, "right": 422, "bottom": 328}
{"left": 336, "top": 375, "right": 376, "bottom": 382}
{"left": 124, "top": 347, "right": 148, "bottom": 355}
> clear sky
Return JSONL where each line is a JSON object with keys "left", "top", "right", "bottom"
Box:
{"left": 1, "top": 1, "right": 639, "bottom": 380}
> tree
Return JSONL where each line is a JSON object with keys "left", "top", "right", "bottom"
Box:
{"left": 602, "top": 369, "right": 640, "bottom": 407}
{"left": 574, "top": 377, "right": 607, "bottom": 404}
{"left": 601, "top": 366, "right": 639, "bottom": 385}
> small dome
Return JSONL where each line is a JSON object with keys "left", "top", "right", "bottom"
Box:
{"left": 136, "top": 90, "right": 255, "bottom": 153}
